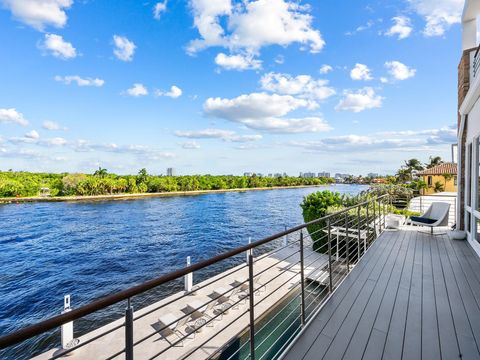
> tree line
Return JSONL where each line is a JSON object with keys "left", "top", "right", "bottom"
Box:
{"left": 0, "top": 168, "right": 335, "bottom": 198}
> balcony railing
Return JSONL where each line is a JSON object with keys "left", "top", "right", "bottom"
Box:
{"left": 0, "top": 195, "right": 389, "bottom": 360}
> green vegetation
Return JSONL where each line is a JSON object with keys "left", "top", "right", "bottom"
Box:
{"left": 0, "top": 169, "right": 334, "bottom": 198}
{"left": 300, "top": 186, "right": 419, "bottom": 252}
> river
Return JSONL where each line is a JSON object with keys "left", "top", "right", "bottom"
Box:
{"left": 0, "top": 184, "right": 367, "bottom": 358}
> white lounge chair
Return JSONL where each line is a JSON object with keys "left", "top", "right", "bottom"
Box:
{"left": 157, "top": 313, "right": 190, "bottom": 345}
{"left": 409, "top": 202, "right": 450, "bottom": 235}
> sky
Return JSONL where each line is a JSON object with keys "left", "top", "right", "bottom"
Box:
{"left": 0, "top": 0, "right": 465, "bottom": 176}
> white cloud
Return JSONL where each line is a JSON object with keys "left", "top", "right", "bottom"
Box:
{"left": 125, "top": 83, "right": 148, "bottom": 97}
{"left": 155, "top": 85, "right": 183, "bottom": 98}
{"left": 385, "top": 61, "right": 416, "bottom": 80}
{"left": 41, "top": 33, "right": 76, "bottom": 59}
{"left": 0, "top": 108, "right": 29, "bottom": 126}
{"left": 25, "top": 130, "right": 40, "bottom": 139}
{"left": 260, "top": 72, "right": 335, "bottom": 101}
{"left": 289, "top": 125, "right": 456, "bottom": 153}
{"left": 204, "top": 92, "right": 311, "bottom": 121}
{"left": 153, "top": 1, "right": 167, "bottom": 20}
{"left": 335, "top": 87, "right": 383, "bottom": 113}
{"left": 204, "top": 92, "right": 330, "bottom": 133}
{"left": 274, "top": 55, "right": 284, "bottom": 64}
{"left": 214, "top": 53, "right": 262, "bottom": 71}
{"left": 113, "top": 35, "right": 136, "bottom": 62}
{"left": 2, "top": 0, "right": 72, "bottom": 31}
{"left": 345, "top": 20, "right": 375, "bottom": 36}
{"left": 407, "top": 0, "right": 463, "bottom": 37}
{"left": 45, "top": 137, "right": 67, "bottom": 146}
{"left": 385, "top": 16, "right": 412, "bottom": 39}
{"left": 180, "top": 141, "right": 201, "bottom": 149}
{"left": 319, "top": 64, "right": 333, "bottom": 74}
{"left": 350, "top": 63, "right": 373, "bottom": 81}
{"left": 54, "top": 75, "right": 105, "bottom": 87}
{"left": 42, "top": 120, "right": 65, "bottom": 130}
{"left": 187, "top": 0, "right": 324, "bottom": 55}
{"left": 175, "top": 128, "right": 262, "bottom": 142}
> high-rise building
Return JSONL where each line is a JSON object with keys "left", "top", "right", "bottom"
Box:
{"left": 166, "top": 168, "right": 175, "bottom": 176}
{"left": 318, "top": 172, "right": 330, "bottom": 178}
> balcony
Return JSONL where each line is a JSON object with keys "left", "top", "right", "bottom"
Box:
{"left": 282, "top": 226, "right": 480, "bottom": 360}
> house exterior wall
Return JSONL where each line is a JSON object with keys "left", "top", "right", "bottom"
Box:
{"left": 421, "top": 175, "right": 457, "bottom": 195}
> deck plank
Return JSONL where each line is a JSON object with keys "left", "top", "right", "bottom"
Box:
{"left": 281, "top": 230, "right": 393, "bottom": 360}
{"left": 281, "top": 227, "right": 480, "bottom": 360}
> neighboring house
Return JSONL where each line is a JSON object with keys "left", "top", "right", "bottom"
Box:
{"left": 458, "top": 0, "right": 480, "bottom": 253}
{"left": 417, "top": 163, "right": 457, "bottom": 194}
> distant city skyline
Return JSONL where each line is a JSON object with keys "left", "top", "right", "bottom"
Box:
{"left": 0, "top": 0, "right": 460, "bottom": 174}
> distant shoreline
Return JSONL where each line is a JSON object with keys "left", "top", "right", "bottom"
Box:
{"left": 0, "top": 184, "right": 343, "bottom": 204}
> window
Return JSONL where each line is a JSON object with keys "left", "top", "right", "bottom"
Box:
{"left": 454, "top": 176, "right": 457, "bottom": 186}
{"left": 428, "top": 176, "right": 433, "bottom": 187}
{"left": 467, "top": 143, "right": 473, "bottom": 207}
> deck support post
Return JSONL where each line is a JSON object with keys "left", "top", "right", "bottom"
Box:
{"left": 125, "top": 298, "right": 134, "bottom": 360}
{"left": 327, "top": 218, "right": 333, "bottom": 293}
{"left": 248, "top": 254, "right": 255, "bottom": 360}
{"left": 299, "top": 231, "right": 306, "bottom": 326}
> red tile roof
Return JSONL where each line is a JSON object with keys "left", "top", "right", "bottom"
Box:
{"left": 417, "top": 162, "right": 457, "bottom": 175}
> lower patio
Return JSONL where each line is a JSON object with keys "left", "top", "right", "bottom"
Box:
{"left": 281, "top": 226, "right": 480, "bottom": 360}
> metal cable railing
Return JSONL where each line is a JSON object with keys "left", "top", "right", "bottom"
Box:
{"left": 0, "top": 195, "right": 390, "bottom": 360}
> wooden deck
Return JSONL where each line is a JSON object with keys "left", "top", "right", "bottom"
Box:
{"left": 281, "top": 226, "right": 480, "bottom": 360}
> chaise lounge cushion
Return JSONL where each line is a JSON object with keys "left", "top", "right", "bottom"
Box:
{"left": 410, "top": 216, "right": 437, "bottom": 225}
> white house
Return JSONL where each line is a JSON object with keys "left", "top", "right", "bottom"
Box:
{"left": 458, "top": 0, "right": 480, "bottom": 255}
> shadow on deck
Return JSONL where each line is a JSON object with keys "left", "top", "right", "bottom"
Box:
{"left": 281, "top": 226, "right": 480, "bottom": 360}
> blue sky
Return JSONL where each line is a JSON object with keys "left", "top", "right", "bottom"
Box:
{"left": 0, "top": 0, "right": 463, "bottom": 175}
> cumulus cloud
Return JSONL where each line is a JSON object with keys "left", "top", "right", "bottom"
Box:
{"left": 125, "top": 83, "right": 148, "bottom": 97}
{"left": 288, "top": 125, "right": 456, "bottom": 153}
{"left": 153, "top": 1, "right": 167, "bottom": 20}
{"left": 350, "top": 63, "right": 373, "bottom": 81}
{"left": 42, "top": 120, "right": 65, "bottom": 130}
{"left": 155, "top": 85, "right": 183, "bottom": 98}
{"left": 113, "top": 35, "right": 136, "bottom": 61}
{"left": 2, "top": 0, "right": 73, "bottom": 31}
{"left": 41, "top": 34, "right": 76, "bottom": 59}
{"left": 0, "top": 108, "right": 29, "bottom": 126}
{"left": 335, "top": 87, "right": 383, "bottom": 113}
{"left": 215, "top": 53, "right": 262, "bottom": 71}
{"left": 319, "top": 64, "right": 333, "bottom": 74}
{"left": 175, "top": 128, "right": 263, "bottom": 142}
{"left": 187, "top": 0, "right": 324, "bottom": 55}
{"left": 180, "top": 141, "right": 201, "bottom": 149}
{"left": 385, "top": 61, "right": 416, "bottom": 80}
{"left": 260, "top": 72, "right": 335, "bottom": 101}
{"left": 54, "top": 75, "right": 105, "bottom": 87}
{"left": 203, "top": 92, "right": 330, "bottom": 133}
{"left": 407, "top": 0, "right": 463, "bottom": 37}
{"left": 385, "top": 16, "right": 413, "bottom": 39}
{"left": 25, "top": 130, "right": 40, "bottom": 139}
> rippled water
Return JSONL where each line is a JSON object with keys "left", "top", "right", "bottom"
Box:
{"left": 0, "top": 184, "right": 366, "bottom": 358}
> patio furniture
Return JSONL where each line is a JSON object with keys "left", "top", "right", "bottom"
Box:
{"left": 409, "top": 202, "right": 450, "bottom": 235}
{"left": 185, "top": 300, "right": 215, "bottom": 329}
{"left": 157, "top": 313, "right": 190, "bottom": 345}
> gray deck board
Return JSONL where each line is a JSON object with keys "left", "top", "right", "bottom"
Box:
{"left": 281, "top": 227, "right": 480, "bottom": 360}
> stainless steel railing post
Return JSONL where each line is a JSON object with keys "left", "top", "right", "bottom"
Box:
{"left": 299, "top": 231, "right": 306, "bottom": 325}
{"left": 357, "top": 206, "right": 361, "bottom": 261}
{"left": 345, "top": 212, "right": 349, "bottom": 271}
{"left": 373, "top": 198, "right": 377, "bottom": 237}
{"left": 327, "top": 218, "right": 333, "bottom": 292}
{"left": 366, "top": 202, "right": 370, "bottom": 251}
{"left": 248, "top": 254, "right": 255, "bottom": 360}
{"left": 125, "top": 298, "right": 134, "bottom": 360}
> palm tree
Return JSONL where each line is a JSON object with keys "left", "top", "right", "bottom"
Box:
{"left": 426, "top": 156, "right": 443, "bottom": 169}
{"left": 404, "top": 159, "right": 424, "bottom": 171}
{"left": 93, "top": 167, "right": 108, "bottom": 178}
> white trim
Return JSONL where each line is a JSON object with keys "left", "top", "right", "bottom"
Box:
{"left": 467, "top": 233, "right": 480, "bottom": 258}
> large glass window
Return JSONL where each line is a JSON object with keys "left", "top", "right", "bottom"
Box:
{"left": 467, "top": 143, "right": 473, "bottom": 208}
